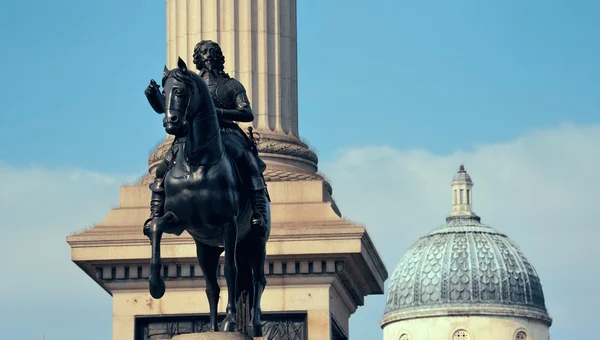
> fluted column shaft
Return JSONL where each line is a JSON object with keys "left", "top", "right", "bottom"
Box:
{"left": 152, "top": 0, "right": 316, "bottom": 175}
{"left": 166, "top": 0, "right": 298, "bottom": 137}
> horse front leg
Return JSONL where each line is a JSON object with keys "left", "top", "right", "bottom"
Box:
{"left": 145, "top": 211, "right": 178, "bottom": 299}
{"left": 194, "top": 241, "right": 223, "bottom": 332}
{"left": 222, "top": 216, "right": 239, "bottom": 332}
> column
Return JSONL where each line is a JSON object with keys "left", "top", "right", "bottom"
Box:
{"left": 160, "top": 0, "right": 317, "bottom": 174}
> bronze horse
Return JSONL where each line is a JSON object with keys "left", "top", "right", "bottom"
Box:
{"left": 143, "top": 57, "right": 270, "bottom": 336}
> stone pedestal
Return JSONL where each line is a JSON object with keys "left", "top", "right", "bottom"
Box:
{"left": 172, "top": 333, "right": 252, "bottom": 340}
{"left": 68, "top": 179, "right": 386, "bottom": 340}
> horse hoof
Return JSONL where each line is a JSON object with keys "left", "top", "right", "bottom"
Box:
{"left": 249, "top": 325, "right": 263, "bottom": 337}
{"left": 149, "top": 276, "right": 165, "bottom": 299}
{"left": 222, "top": 320, "right": 237, "bottom": 332}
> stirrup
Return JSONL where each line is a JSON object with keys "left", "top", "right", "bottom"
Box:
{"left": 251, "top": 210, "right": 266, "bottom": 224}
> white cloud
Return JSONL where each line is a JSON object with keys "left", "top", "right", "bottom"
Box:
{"left": 0, "top": 163, "right": 136, "bottom": 339}
{"left": 320, "top": 123, "right": 600, "bottom": 339}
{"left": 0, "top": 124, "right": 597, "bottom": 339}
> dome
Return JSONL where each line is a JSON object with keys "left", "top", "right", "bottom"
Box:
{"left": 382, "top": 166, "right": 551, "bottom": 327}
{"left": 453, "top": 164, "right": 472, "bottom": 183}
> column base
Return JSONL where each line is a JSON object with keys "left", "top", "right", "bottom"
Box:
{"left": 145, "top": 130, "right": 320, "bottom": 185}
{"left": 253, "top": 130, "right": 318, "bottom": 174}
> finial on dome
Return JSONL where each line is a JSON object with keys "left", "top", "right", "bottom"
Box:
{"left": 449, "top": 164, "right": 478, "bottom": 220}
{"left": 453, "top": 164, "right": 472, "bottom": 183}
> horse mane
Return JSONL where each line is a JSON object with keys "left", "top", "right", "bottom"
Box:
{"left": 162, "top": 67, "right": 199, "bottom": 89}
{"left": 162, "top": 67, "right": 211, "bottom": 120}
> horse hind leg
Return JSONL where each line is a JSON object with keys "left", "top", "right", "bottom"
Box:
{"left": 222, "top": 216, "right": 239, "bottom": 332}
{"left": 247, "top": 236, "right": 268, "bottom": 337}
{"left": 235, "top": 243, "right": 253, "bottom": 333}
{"left": 194, "top": 241, "right": 223, "bottom": 332}
{"left": 145, "top": 211, "right": 179, "bottom": 299}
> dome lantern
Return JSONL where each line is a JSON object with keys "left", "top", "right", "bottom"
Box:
{"left": 449, "top": 164, "right": 477, "bottom": 220}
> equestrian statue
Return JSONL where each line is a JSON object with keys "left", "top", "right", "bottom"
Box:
{"left": 141, "top": 48, "right": 270, "bottom": 337}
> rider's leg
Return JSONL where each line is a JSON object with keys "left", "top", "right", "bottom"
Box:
{"left": 221, "top": 133, "right": 269, "bottom": 231}
{"left": 145, "top": 138, "right": 181, "bottom": 229}
{"left": 149, "top": 179, "right": 165, "bottom": 219}
{"left": 242, "top": 149, "right": 269, "bottom": 230}
{"left": 144, "top": 161, "right": 169, "bottom": 232}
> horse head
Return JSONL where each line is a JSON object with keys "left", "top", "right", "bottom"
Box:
{"left": 161, "top": 57, "right": 200, "bottom": 136}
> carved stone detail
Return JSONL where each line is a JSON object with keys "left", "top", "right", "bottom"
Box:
{"left": 144, "top": 134, "right": 325, "bottom": 189}
{"left": 147, "top": 136, "right": 174, "bottom": 174}
{"left": 147, "top": 134, "right": 319, "bottom": 173}
{"left": 148, "top": 138, "right": 171, "bottom": 166}
{"left": 96, "top": 259, "right": 360, "bottom": 306}
{"left": 136, "top": 314, "right": 306, "bottom": 340}
{"left": 384, "top": 217, "right": 551, "bottom": 325}
{"left": 256, "top": 138, "right": 318, "bottom": 165}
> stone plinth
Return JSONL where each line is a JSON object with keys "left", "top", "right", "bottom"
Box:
{"left": 172, "top": 333, "right": 252, "bottom": 340}
{"left": 68, "top": 178, "right": 387, "bottom": 340}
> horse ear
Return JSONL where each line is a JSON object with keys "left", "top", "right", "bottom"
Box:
{"left": 177, "top": 57, "right": 188, "bottom": 72}
{"left": 163, "top": 65, "right": 169, "bottom": 77}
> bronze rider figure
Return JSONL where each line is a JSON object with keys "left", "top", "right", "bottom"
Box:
{"left": 144, "top": 40, "right": 269, "bottom": 232}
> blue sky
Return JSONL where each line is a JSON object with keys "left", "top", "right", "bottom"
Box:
{"left": 1, "top": 0, "right": 599, "bottom": 339}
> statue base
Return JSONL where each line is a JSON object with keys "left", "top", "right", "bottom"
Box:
{"left": 172, "top": 333, "right": 253, "bottom": 340}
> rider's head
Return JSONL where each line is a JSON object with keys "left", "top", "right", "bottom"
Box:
{"left": 193, "top": 40, "right": 226, "bottom": 74}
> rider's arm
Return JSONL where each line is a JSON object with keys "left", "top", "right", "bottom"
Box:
{"left": 145, "top": 82, "right": 166, "bottom": 114}
{"left": 217, "top": 81, "right": 254, "bottom": 122}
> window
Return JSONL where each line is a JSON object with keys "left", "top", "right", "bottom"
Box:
{"left": 459, "top": 189, "right": 464, "bottom": 204}
{"left": 516, "top": 331, "right": 527, "bottom": 340}
{"left": 466, "top": 189, "right": 470, "bottom": 204}
{"left": 454, "top": 190, "right": 457, "bottom": 205}
{"left": 399, "top": 334, "right": 410, "bottom": 340}
{"left": 453, "top": 330, "right": 469, "bottom": 340}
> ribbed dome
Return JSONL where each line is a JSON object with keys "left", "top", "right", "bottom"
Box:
{"left": 383, "top": 217, "right": 551, "bottom": 325}
{"left": 453, "top": 164, "right": 472, "bottom": 183}
{"left": 382, "top": 166, "right": 551, "bottom": 327}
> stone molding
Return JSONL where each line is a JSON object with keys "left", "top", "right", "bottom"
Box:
{"left": 69, "top": 222, "right": 368, "bottom": 247}
{"left": 380, "top": 304, "right": 553, "bottom": 328}
{"left": 256, "top": 136, "right": 318, "bottom": 166}
{"left": 145, "top": 133, "right": 319, "bottom": 168}
{"left": 93, "top": 258, "right": 363, "bottom": 307}
{"left": 145, "top": 132, "right": 319, "bottom": 180}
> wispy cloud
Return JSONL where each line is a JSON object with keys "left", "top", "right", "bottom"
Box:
{"left": 0, "top": 123, "right": 598, "bottom": 339}
{"left": 0, "top": 164, "right": 136, "bottom": 339}
{"left": 321, "top": 123, "right": 600, "bottom": 339}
